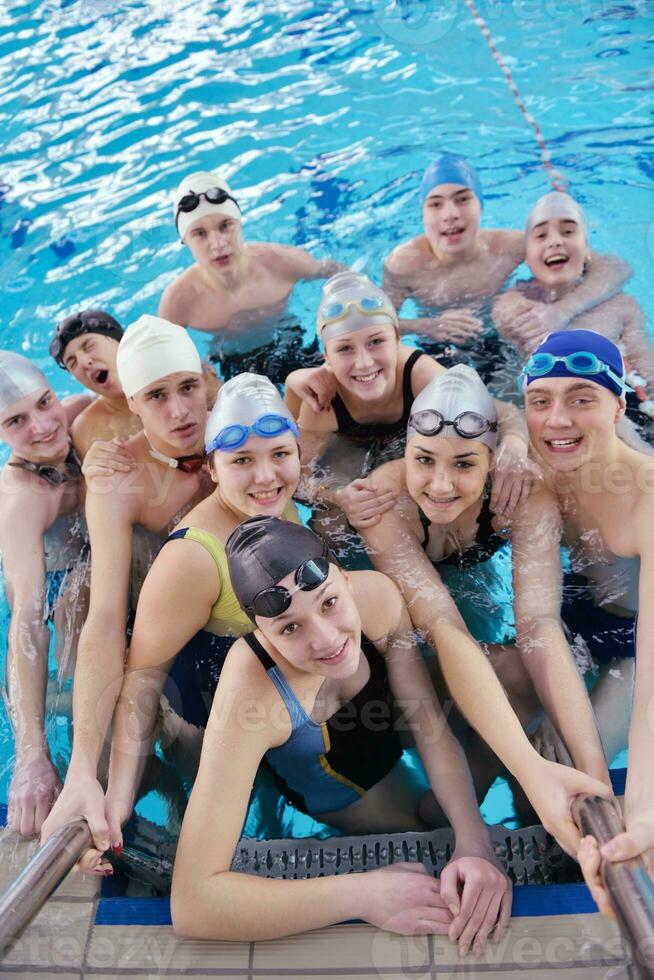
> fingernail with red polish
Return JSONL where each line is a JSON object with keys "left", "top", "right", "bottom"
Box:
{"left": 112, "top": 842, "right": 122, "bottom": 855}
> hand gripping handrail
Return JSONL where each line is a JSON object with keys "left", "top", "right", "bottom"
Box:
{"left": 0, "top": 820, "right": 92, "bottom": 957}
{"left": 572, "top": 795, "right": 654, "bottom": 980}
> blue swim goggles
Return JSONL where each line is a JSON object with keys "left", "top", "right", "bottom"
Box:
{"left": 518, "top": 351, "right": 627, "bottom": 395}
{"left": 206, "top": 414, "right": 300, "bottom": 454}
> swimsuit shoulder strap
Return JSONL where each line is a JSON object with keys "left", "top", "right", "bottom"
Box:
{"left": 163, "top": 525, "right": 229, "bottom": 573}
{"left": 243, "top": 633, "right": 308, "bottom": 730}
{"left": 417, "top": 507, "right": 431, "bottom": 548}
{"left": 401, "top": 349, "right": 425, "bottom": 419}
{"left": 331, "top": 391, "right": 357, "bottom": 435}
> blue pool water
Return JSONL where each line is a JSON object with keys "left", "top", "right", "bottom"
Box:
{"left": 0, "top": 0, "right": 652, "bottom": 816}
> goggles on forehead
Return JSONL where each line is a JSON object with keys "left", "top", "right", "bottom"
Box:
{"left": 320, "top": 297, "right": 395, "bottom": 327}
{"left": 518, "top": 350, "right": 627, "bottom": 396}
{"left": 248, "top": 549, "right": 330, "bottom": 619}
{"left": 175, "top": 187, "right": 241, "bottom": 233}
{"left": 408, "top": 409, "right": 498, "bottom": 440}
{"left": 206, "top": 413, "right": 300, "bottom": 454}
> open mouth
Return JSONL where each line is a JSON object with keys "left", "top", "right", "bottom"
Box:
{"left": 317, "top": 640, "right": 348, "bottom": 664}
{"left": 544, "top": 436, "right": 583, "bottom": 452}
{"left": 92, "top": 369, "right": 109, "bottom": 386}
{"left": 212, "top": 254, "right": 232, "bottom": 266}
{"left": 442, "top": 226, "right": 465, "bottom": 240}
{"left": 352, "top": 369, "right": 382, "bottom": 385}
{"left": 249, "top": 487, "right": 283, "bottom": 504}
{"left": 544, "top": 255, "right": 569, "bottom": 268}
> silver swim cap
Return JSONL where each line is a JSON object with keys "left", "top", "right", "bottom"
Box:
{"left": 205, "top": 373, "right": 299, "bottom": 453}
{"left": 526, "top": 191, "right": 587, "bottom": 238}
{"left": 317, "top": 272, "right": 398, "bottom": 343}
{"left": 407, "top": 365, "right": 498, "bottom": 451}
{"left": 0, "top": 351, "right": 50, "bottom": 415}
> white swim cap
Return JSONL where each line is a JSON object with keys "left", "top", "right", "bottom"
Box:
{"left": 407, "top": 365, "right": 498, "bottom": 451}
{"left": 174, "top": 171, "right": 241, "bottom": 242}
{"left": 526, "top": 191, "right": 587, "bottom": 238}
{"left": 205, "top": 373, "right": 298, "bottom": 453}
{"left": 317, "top": 272, "right": 398, "bottom": 343}
{"left": 0, "top": 351, "right": 49, "bottom": 415}
{"left": 117, "top": 315, "right": 202, "bottom": 399}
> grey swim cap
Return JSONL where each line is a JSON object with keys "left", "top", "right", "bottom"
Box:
{"left": 0, "top": 351, "right": 50, "bottom": 415}
{"left": 226, "top": 516, "right": 328, "bottom": 616}
{"left": 526, "top": 191, "right": 587, "bottom": 238}
{"left": 317, "top": 272, "right": 398, "bottom": 343}
{"left": 205, "top": 373, "right": 298, "bottom": 452}
{"left": 407, "top": 365, "right": 498, "bottom": 451}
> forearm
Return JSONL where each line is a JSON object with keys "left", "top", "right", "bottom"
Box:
{"left": 315, "top": 258, "right": 347, "bottom": 279}
{"left": 624, "top": 664, "right": 654, "bottom": 812}
{"left": 6, "top": 613, "right": 51, "bottom": 756}
{"left": 556, "top": 253, "right": 630, "bottom": 321}
{"left": 107, "top": 668, "right": 164, "bottom": 810}
{"left": 494, "top": 400, "right": 529, "bottom": 451}
{"left": 69, "top": 624, "right": 126, "bottom": 777}
{"left": 420, "top": 724, "right": 490, "bottom": 845}
{"left": 517, "top": 620, "right": 608, "bottom": 780}
{"left": 173, "top": 868, "right": 364, "bottom": 941}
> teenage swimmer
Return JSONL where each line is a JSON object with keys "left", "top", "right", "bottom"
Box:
{"left": 493, "top": 191, "right": 654, "bottom": 386}
{"left": 285, "top": 272, "right": 535, "bottom": 512}
{"left": 515, "top": 330, "right": 654, "bottom": 905}
{"left": 338, "top": 365, "right": 610, "bottom": 813}
{"left": 159, "top": 171, "right": 343, "bottom": 382}
{"left": 382, "top": 153, "right": 629, "bottom": 353}
{"left": 41, "top": 316, "right": 212, "bottom": 849}
{"left": 0, "top": 353, "right": 88, "bottom": 836}
{"left": 49, "top": 310, "right": 142, "bottom": 457}
{"left": 171, "top": 516, "right": 512, "bottom": 952}
{"left": 85, "top": 375, "right": 305, "bottom": 856}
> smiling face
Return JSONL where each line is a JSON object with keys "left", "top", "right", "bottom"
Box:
{"left": 0, "top": 388, "right": 69, "bottom": 463}
{"left": 323, "top": 323, "right": 399, "bottom": 402}
{"left": 422, "top": 183, "right": 482, "bottom": 258}
{"left": 524, "top": 377, "right": 624, "bottom": 472}
{"left": 184, "top": 213, "right": 244, "bottom": 272}
{"left": 209, "top": 432, "right": 300, "bottom": 518}
{"left": 526, "top": 218, "right": 589, "bottom": 288}
{"left": 256, "top": 564, "right": 361, "bottom": 679}
{"left": 404, "top": 433, "right": 491, "bottom": 523}
{"left": 129, "top": 372, "right": 207, "bottom": 453}
{"left": 62, "top": 333, "right": 122, "bottom": 398}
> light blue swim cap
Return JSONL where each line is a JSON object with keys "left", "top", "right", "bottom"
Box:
{"left": 420, "top": 154, "right": 483, "bottom": 207}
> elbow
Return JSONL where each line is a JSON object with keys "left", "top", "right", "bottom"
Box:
{"left": 171, "top": 872, "right": 239, "bottom": 942}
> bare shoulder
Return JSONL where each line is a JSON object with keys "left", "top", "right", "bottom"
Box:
{"left": 158, "top": 269, "right": 199, "bottom": 325}
{"left": 0, "top": 470, "right": 55, "bottom": 541}
{"left": 385, "top": 236, "right": 430, "bottom": 277}
{"left": 62, "top": 394, "right": 93, "bottom": 424}
{"left": 255, "top": 242, "right": 319, "bottom": 280}
{"left": 485, "top": 228, "right": 524, "bottom": 259}
{"left": 349, "top": 569, "right": 402, "bottom": 636}
{"left": 370, "top": 458, "right": 405, "bottom": 494}
{"left": 406, "top": 347, "right": 445, "bottom": 390}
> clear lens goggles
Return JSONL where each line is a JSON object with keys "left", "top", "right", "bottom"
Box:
{"left": 206, "top": 414, "right": 300, "bottom": 454}
{"left": 249, "top": 552, "right": 330, "bottom": 618}
{"left": 409, "top": 409, "right": 498, "bottom": 440}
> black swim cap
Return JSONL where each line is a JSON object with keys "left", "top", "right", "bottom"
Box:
{"left": 50, "top": 310, "right": 124, "bottom": 368}
{"left": 226, "top": 516, "right": 328, "bottom": 615}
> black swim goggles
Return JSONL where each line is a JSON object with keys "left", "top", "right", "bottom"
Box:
{"left": 247, "top": 545, "right": 330, "bottom": 619}
{"left": 408, "top": 409, "right": 498, "bottom": 440}
{"left": 175, "top": 187, "right": 241, "bottom": 233}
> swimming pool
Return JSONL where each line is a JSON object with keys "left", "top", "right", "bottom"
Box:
{"left": 0, "top": 0, "right": 651, "bottom": 809}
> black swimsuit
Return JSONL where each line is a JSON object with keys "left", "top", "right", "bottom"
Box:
{"left": 244, "top": 632, "right": 403, "bottom": 816}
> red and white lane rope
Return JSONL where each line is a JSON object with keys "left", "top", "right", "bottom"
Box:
{"left": 463, "top": 0, "right": 568, "bottom": 193}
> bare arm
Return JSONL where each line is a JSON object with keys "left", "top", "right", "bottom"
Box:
{"left": 106, "top": 540, "right": 220, "bottom": 836}
{"left": 618, "top": 297, "right": 654, "bottom": 392}
{"left": 1, "top": 494, "right": 61, "bottom": 835}
{"left": 511, "top": 488, "right": 609, "bottom": 782}
{"left": 555, "top": 252, "right": 631, "bottom": 324}
{"left": 274, "top": 245, "right": 346, "bottom": 282}
{"left": 353, "top": 501, "right": 611, "bottom": 851}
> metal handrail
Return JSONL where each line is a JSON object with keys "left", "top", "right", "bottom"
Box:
{"left": 0, "top": 820, "right": 91, "bottom": 957}
{"left": 572, "top": 794, "right": 654, "bottom": 980}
